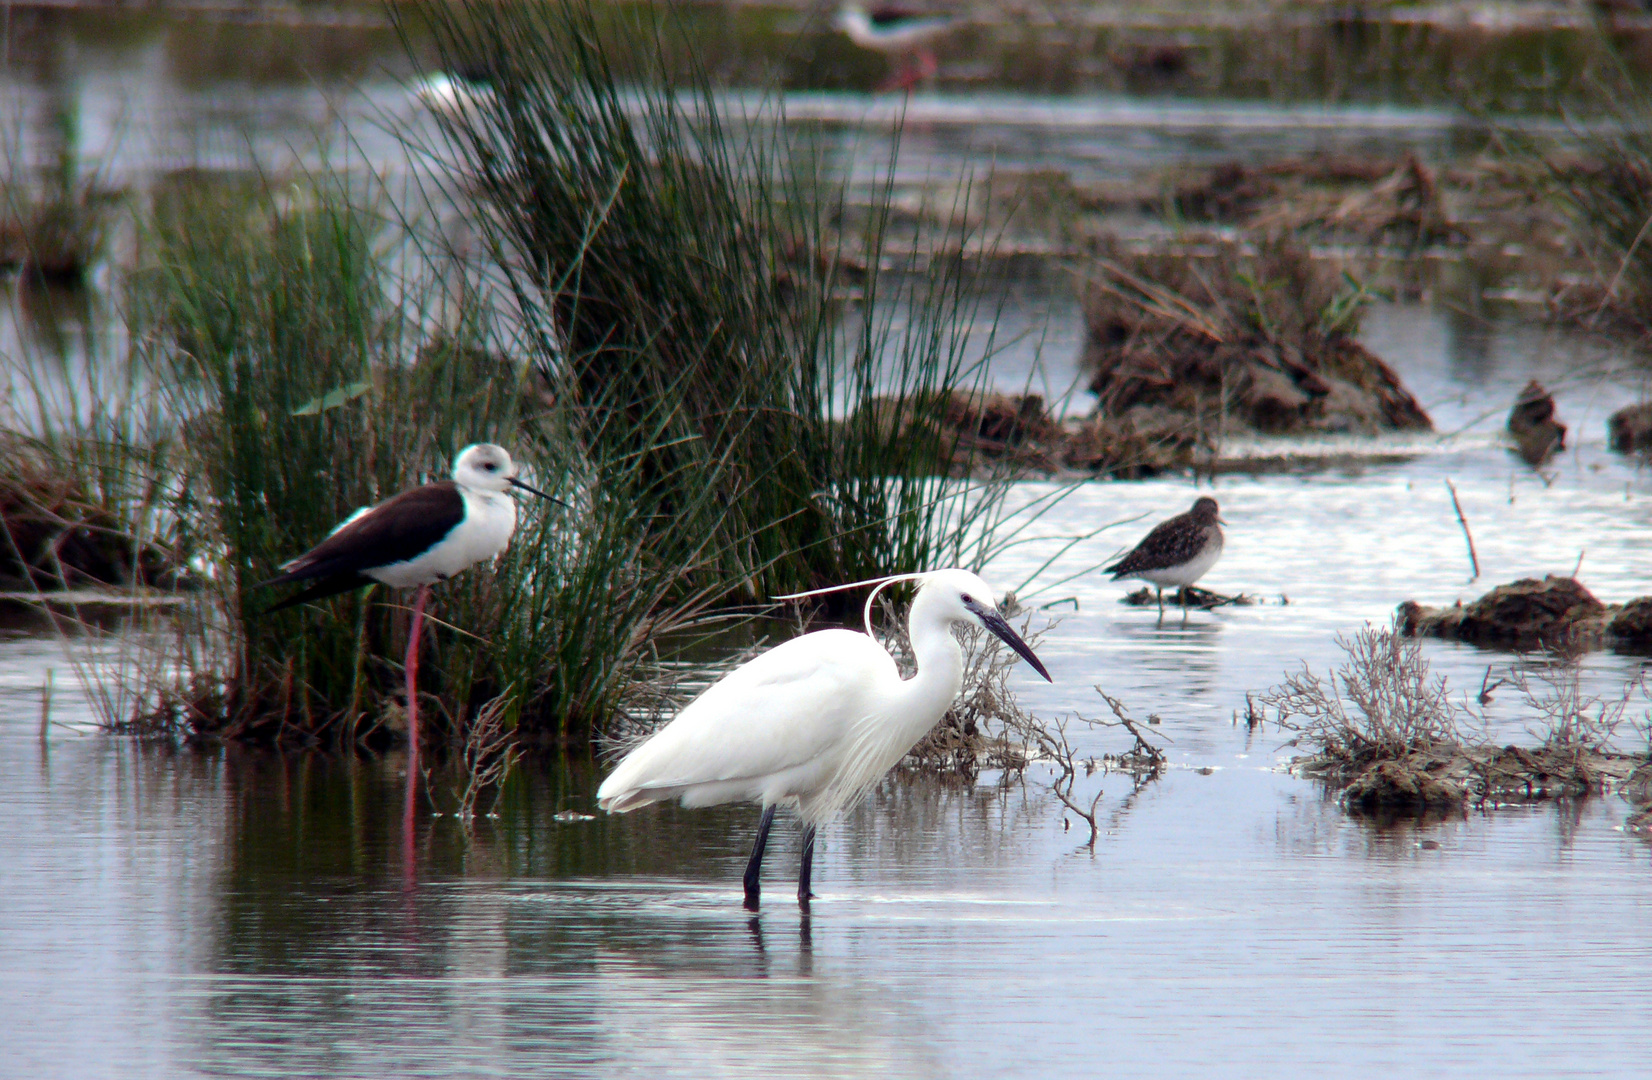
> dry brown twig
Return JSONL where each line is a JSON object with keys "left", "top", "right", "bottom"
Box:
{"left": 1261, "top": 624, "right": 1468, "bottom": 773}
{"left": 993, "top": 685, "right": 1167, "bottom": 847}
{"left": 457, "top": 693, "right": 520, "bottom": 823}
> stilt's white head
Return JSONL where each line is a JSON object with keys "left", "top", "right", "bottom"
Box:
{"left": 835, "top": 4, "right": 870, "bottom": 34}
{"left": 451, "top": 443, "right": 558, "bottom": 502}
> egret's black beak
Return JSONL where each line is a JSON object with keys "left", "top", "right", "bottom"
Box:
{"left": 964, "top": 598, "right": 1052, "bottom": 682}
{"left": 509, "top": 476, "right": 568, "bottom": 507}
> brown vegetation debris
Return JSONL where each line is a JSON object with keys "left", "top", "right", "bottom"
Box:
{"left": 1261, "top": 625, "right": 1649, "bottom": 816}
{"left": 1625, "top": 761, "right": 1652, "bottom": 835}
{"left": 0, "top": 441, "right": 178, "bottom": 590}
{"left": 1396, "top": 575, "right": 1652, "bottom": 651}
{"left": 1608, "top": 402, "right": 1652, "bottom": 454}
{"left": 1080, "top": 236, "right": 1432, "bottom": 469}
{"left": 857, "top": 390, "right": 1068, "bottom": 474}
{"left": 1172, "top": 155, "right": 1462, "bottom": 248}
{"left": 1058, "top": 404, "right": 1207, "bottom": 478}
{"left": 1506, "top": 379, "right": 1566, "bottom": 465}
{"left": 942, "top": 391, "right": 1063, "bottom": 458}
{"left": 1341, "top": 752, "right": 1469, "bottom": 811}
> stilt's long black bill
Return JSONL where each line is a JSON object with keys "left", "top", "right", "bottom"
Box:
{"left": 968, "top": 602, "right": 1053, "bottom": 682}
{"left": 508, "top": 476, "right": 567, "bottom": 507}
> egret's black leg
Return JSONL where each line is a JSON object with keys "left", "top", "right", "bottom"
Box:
{"left": 743, "top": 804, "right": 776, "bottom": 911}
{"left": 798, "top": 824, "right": 817, "bottom": 906}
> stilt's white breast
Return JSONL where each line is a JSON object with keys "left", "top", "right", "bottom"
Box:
{"left": 364, "top": 490, "right": 518, "bottom": 588}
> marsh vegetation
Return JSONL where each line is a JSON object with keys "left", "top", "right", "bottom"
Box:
{"left": 1264, "top": 625, "right": 1650, "bottom": 813}
{"left": 1, "top": 0, "right": 1084, "bottom": 764}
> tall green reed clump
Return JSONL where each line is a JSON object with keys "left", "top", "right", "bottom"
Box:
{"left": 408, "top": 0, "right": 1020, "bottom": 600}
{"left": 133, "top": 178, "right": 515, "bottom": 740}
{"left": 130, "top": 176, "right": 752, "bottom": 746}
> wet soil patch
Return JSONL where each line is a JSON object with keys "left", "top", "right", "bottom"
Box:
{"left": 1069, "top": 235, "right": 1431, "bottom": 476}
{"left": 1399, "top": 576, "right": 1652, "bottom": 652}
{"left": 1298, "top": 743, "right": 1648, "bottom": 814}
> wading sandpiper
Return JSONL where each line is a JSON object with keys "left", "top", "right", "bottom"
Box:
{"left": 1104, "top": 496, "right": 1226, "bottom": 617}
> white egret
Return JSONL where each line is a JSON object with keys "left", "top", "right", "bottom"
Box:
{"left": 596, "top": 568, "right": 1051, "bottom": 909}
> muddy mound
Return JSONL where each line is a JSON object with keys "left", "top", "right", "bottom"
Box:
{"left": 1081, "top": 236, "right": 1432, "bottom": 472}
{"left": 1627, "top": 762, "right": 1652, "bottom": 836}
{"left": 1, "top": 441, "right": 179, "bottom": 590}
{"left": 1609, "top": 402, "right": 1652, "bottom": 453}
{"left": 856, "top": 391, "right": 1066, "bottom": 473}
{"left": 1311, "top": 742, "right": 1642, "bottom": 815}
{"left": 1341, "top": 752, "right": 1469, "bottom": 811}
{"left": 1171, "top": 154, "right": 1461, "bottom": 248}
{"left": 1397, "top": 575, "right": 1652, "bottom": 650}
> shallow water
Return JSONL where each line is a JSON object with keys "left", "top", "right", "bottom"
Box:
{"left": 6, "top": 294, "right": 1652, "bottom": 1076}
{"left": 7, "top": 31, "right": 1652, "bottom": 1080}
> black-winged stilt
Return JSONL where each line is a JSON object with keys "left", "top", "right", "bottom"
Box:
{"left": 834, "top": 4, "right": 956, "bottom": 91}
{"left": 1104, "top": 497, "right": 1226, "bottom": 617}
{"left": 257, "top": 443, "right": 557, "bottom": 785}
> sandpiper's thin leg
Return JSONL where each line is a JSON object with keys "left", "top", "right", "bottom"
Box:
{"left": 402, "top": 583, "right": 430, "bottom": 883}
{"left": 1155, "top": 586, "right": 1165, "bottom": 618}
{"left": 743, "top": 804, "right": 777, "bottom": 911}
{"left": 798, "top": 824, "right": 817, "bottom": 906}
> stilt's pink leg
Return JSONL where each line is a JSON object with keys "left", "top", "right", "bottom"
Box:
{"left": 402, "top": 584, "right": 430, "bottom": 881}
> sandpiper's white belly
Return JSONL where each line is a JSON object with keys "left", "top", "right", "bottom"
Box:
{"left": 366, "top": 489, "right": 518, "bottom": 588}
{"left": 1137, "top": 537, "right": 1222, "bottom": 588}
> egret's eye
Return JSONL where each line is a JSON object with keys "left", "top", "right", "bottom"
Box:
{"left": 960, "top": 593, "right": 974, "bottom": 604}
{"left": 483, "top": 462, "right": 499, "bottom": 472}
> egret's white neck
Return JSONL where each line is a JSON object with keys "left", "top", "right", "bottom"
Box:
{"left": 891, "top": 585, "right": 965, "bottom": 729}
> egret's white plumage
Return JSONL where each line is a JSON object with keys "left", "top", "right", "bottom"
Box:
{"left": 597, "top": 568, "right": 1051, "bottom": 907}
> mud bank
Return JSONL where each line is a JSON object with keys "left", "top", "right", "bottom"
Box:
{"left": 1300, "top": 741, "right": 1647, "bottom": 813}
{"left": 1398, "top": 576, "right": 1652, "bottom": 651}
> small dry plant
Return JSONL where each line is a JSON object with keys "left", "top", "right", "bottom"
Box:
{"left": 1506, "top": 658, "right": 1650, "bottom": 752}
{"left": 455, "top": 693, "right": 520, "bottom": 823}
{"left": 1260, "top": 624, "right": 1469, "bottom": 777}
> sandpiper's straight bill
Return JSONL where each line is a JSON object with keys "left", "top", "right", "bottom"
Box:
{"left": 254, "top": 442, "right": 559, "bottom": 840}
{"left": 1104, "top": 496, "right": 1225, "bottom": 615}
{"left": 596, "top": 569, "right": 1050, "bottom": 911}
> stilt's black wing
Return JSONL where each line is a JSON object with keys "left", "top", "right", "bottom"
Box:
{"left": 254, "top": 480, "right": 466, "bottom": 587}
{"left": 257, "top": 573, "right": 374, "bottom": 615}
{"left": 868, "top": 4, "right": 927, "bottom": 26}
